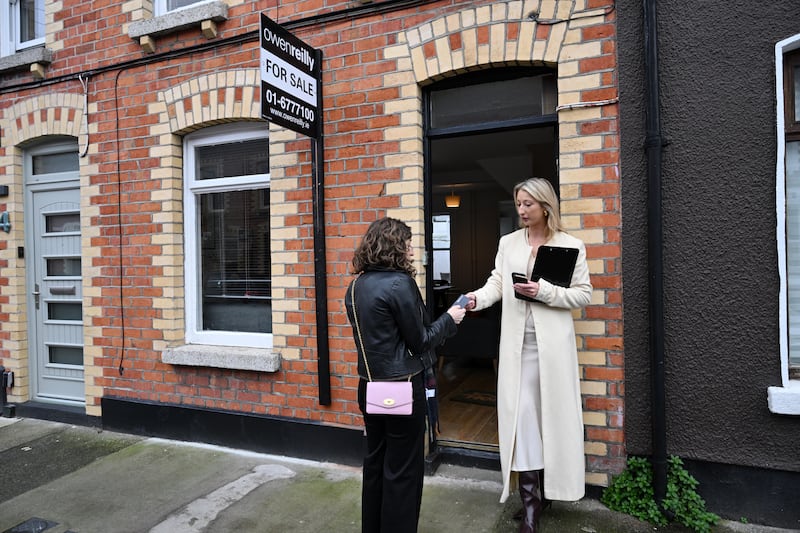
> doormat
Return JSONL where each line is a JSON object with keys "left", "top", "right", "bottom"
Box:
{"left": 450, "top": 390, "right": 496, "bottom": 407}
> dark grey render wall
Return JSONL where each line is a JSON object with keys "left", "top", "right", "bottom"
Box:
{"left": 617, "top": 0, "right": 800, "bottom": 473}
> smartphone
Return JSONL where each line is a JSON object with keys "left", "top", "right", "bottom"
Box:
{"left": 453, "top": 294, "right": 470, "bottom": 308}
{"left": 512, "top": 272, "right": 536, "bottom": 302}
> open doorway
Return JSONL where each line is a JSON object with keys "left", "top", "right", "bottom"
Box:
{"left": 424, "top": 69, "right": 558, "bottom": 453}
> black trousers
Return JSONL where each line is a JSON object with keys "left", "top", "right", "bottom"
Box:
{"left": 358, "top": 373, "right": 427, "bottom": 533}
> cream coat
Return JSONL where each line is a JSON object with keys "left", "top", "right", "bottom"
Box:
{"left": 472, "top": 229, "right": 592, "bottom": 503}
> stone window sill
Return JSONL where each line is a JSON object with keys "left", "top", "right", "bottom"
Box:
{"left": 128, "top": 1, "right": 228, "bottom": 53}
{"left": 162, "top": 344, "right": 280, "bottom": 372}
{"left": 767, "top": 381, "right": 800, "bottom": 415}
{"left": 0, "top": 47, "right": 53, "bottom": 77}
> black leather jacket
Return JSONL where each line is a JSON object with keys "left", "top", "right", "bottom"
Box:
{"left": 345, "top": 268, "right": 457, "bottom": 380}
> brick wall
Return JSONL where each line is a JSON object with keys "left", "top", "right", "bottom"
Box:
{"left": 0, "top": 0, "right": 623, "bottom": 486}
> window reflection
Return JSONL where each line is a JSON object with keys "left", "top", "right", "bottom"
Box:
{"left": 49, "top": 346, "right": 83, "bottom": 366}
{"left": 200, "top": 189, "right": 271, "bottom": 333}
{"left": 46, "top": 213, "right": 80, "bottom": 233}
{"left": 47, "top": 257, "right": 81, "bottom": 277}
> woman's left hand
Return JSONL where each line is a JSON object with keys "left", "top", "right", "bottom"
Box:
{"left": 513, "top": 279, "right": 540, "bottom": 300}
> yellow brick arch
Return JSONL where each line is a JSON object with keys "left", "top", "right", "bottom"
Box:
{"left": 380, "top": 1, "right": 580, "bottom": 253}
{"left": 403, "top": 0, "right": 575, "bottom": 84}
{"left": 2, "top": 92, "right": 85, "bottom": 147}
{"left": 159, "top": 69, "right": 262, "bottom": 134}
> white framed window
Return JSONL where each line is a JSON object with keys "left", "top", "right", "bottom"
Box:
{"left": 0, "top": 0, "right": 45, "bottom": 57}
{"left": 772, "top": 34, "right": 800, "bottom": 414}
{"left": 154, "top": 0, "right": 212, "bottom": 16}
{"left": 184, "top": 123, "right": 272, "bottom": 348}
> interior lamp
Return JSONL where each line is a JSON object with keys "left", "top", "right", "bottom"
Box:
{"left": 445, "top": 190, "right": 460, "bottom": 208}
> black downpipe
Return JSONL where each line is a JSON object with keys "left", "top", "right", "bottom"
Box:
{"left": 312, "top": 47, "right": 331, "bottom": 406}
{"left": 643, "top": 0, "right": 668, "bottom": 508}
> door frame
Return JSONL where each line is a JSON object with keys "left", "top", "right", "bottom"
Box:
{"left": 422, "top": 68, "right": 559, "bottom": 456}
{"left": 24, "top": 138, "right": 84, "bottom": 406}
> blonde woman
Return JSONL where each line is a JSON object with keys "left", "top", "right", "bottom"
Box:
{"left": 465, "top": 178, "right": 592, "bottom": 532}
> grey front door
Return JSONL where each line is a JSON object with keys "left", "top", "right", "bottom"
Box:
{"left": 26, "top": 144, "right": 84, "bottom": 405}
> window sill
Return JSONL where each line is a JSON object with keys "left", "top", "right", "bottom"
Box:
{"left": 767, "top": 382, "right": 800, "bottom": 415}
{"left": 0, "top": 47, "right": 53, "bottom": 76}
{"left": 128, "top": 1, "right": 228, "bottom": 52}
{"left": 162, "top": 344, "right": 280, "bottom": 372}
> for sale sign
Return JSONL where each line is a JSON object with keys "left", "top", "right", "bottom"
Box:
{"left": 260, "top": 14, "right": 322, "bottom": 138}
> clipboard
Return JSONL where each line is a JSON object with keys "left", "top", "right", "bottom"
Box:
{"left": 531, "top": 245, "right": 579, "bottom": 287}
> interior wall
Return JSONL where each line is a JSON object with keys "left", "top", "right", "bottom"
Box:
{"left": 432, "top": 189, "right": 506, "bottom": 296}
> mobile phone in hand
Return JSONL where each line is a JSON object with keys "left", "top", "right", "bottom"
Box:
{"left": 511, "top": 272, "right": 536, "bottom": 302}
{"left": 453, "top": 294, "right": 470, "bottom": 308}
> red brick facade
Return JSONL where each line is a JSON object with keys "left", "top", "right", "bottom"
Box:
{"left": 0, "top": 0, "right": 623, "bottom": 486}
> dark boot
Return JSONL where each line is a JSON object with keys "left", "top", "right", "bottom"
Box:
{"left": 513, "top": 471, "right": 551, "bottom": 521}
{"left": 517, "top": 470, "right": 543, "bottom": 533}
{"left": 540, "top": 470, "right": 553, "bottom": 513}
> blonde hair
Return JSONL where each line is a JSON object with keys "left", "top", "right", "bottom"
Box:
{"left": 513, "top": 178, "right": 562, "bottom": 240}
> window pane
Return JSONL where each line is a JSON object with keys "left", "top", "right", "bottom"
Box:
{"left": 47, "top": 257, "right": 81, "bottom": 276}
{"left": 200, "top": 188, "right": 271, "bottom": 333}
{"left": 48, "top": 302, "right": 82, "bottom": 321}
{"left": 49, "top": 346, "right": 83, "bottom": 366}
{"left": 19, "top": 0, "right": 44, "bottom": 43}
{"left": 432, "top": 214, "right": 451, "bottom": 249}
{"left": 432, "top": 214, "right": 451, "bottom": 282}
{"left": 795, "top": 65, "right": 800, "bottom": 123}
{"left": 786, "top": 141, "right": 800, "bottom": 365}
{"left": 33, "top": 152, "right": 80, "bottom": 174}
{"left": 168, "top": 0, "right": 203, "bottom": 10}
{"left": 431, "top": 74, "right": 556, "bottom": 129}
{"left": 196, "top": 138, "right": 269, "bottom": 180}
{"left": 46, "top": 213, "right": 80, "bottom": 233}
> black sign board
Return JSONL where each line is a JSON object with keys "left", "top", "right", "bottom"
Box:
{"left": 260, "top": 14, "right": 322, "bottom": 138}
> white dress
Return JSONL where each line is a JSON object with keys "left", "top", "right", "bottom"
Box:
{"left": 511, "top": 255, "right": 545, "bottom": 471}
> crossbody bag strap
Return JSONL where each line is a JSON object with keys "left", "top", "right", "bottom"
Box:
{"left": 351, "top": 277, "right": 373, "bottom": 382}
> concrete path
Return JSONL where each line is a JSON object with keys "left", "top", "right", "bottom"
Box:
{"left": 0, "top": 418, "right": 792, "bottom": 533}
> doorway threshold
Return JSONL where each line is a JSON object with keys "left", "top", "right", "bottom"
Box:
{"left": 437, "top": 438, "right": 499, "bottom": 454}
{"left": 13, "top": 401, "right": 97, "bottom": 427}
{"left": 431, "top": 440, "right": 500, "bottom": 472}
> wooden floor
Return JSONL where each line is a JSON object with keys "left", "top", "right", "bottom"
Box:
{"left": 436, "top": 357, "right": 499, "bottom": 450}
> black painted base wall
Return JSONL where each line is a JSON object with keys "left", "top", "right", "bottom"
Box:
{"left": 684, "top": 459, "right": 800, "bottom": 530}
{"left": 101, "top": 397, "right": 366, "bottom": 467}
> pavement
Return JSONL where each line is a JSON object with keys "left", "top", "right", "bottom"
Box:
{"left": 0, "top": 417, "right": 794, "bottom": 533}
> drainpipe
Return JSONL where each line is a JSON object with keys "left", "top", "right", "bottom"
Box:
{"left": 311, "top": 46, "right": 331, "bottom": 406}
{"left": 643, "top": 0, "right": 668, "bottom": 508}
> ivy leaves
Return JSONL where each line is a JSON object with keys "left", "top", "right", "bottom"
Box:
{"left": 601, "top": 455, "right": 720, "bottom": 533}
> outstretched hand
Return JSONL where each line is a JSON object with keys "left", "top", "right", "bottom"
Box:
{"left": 447, "top": 305, "right": 466, "bottom": 324}
{"left": 464, "top": 292, "right": 477, "bottom": 311}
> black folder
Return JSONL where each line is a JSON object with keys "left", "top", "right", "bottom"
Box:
{"left": 531, "top": 245, "right": 579, "bottom": 287}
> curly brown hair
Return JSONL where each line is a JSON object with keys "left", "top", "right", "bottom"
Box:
{"left": 351, "top": 217, "right": 415, "bottom": 276}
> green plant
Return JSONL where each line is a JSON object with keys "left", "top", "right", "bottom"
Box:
{"left": 601, "top": 455, "right": 720, "bottom": 533}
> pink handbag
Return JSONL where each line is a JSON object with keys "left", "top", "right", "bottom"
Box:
{"left": 365, "top": 381, "right": 413, "bottom": 415}
{"left": 351, "top": 278, "right": 414, "bottom": 416}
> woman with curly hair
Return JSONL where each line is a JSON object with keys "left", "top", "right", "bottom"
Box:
{"left": 345, "top": 217, "right": 466, "bottom": 533}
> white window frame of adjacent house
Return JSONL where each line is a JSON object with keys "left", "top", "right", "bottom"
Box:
{"left": 154, "top": 0, "right": 213, "bottom": 16}
{"left": 0, "top": 0, "right": 45, "bottom": 57}
{"left": 772, "top": 33, "right": 800, "bottom": 415}
{"left": 183, "top": 122, "right": 272, "bottom": 349}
